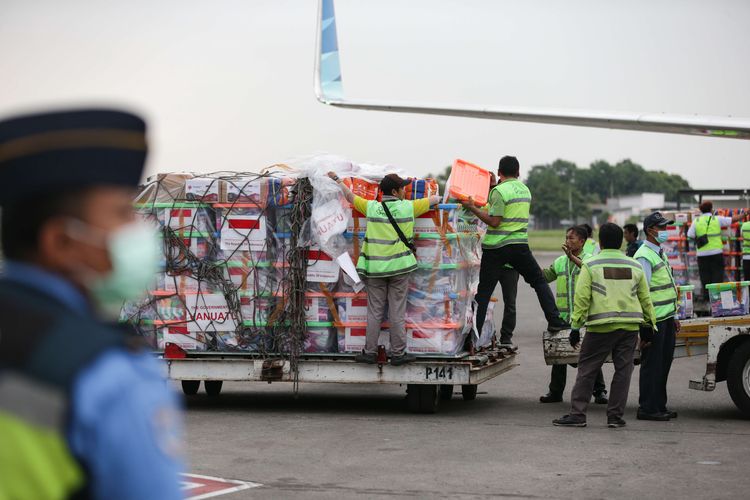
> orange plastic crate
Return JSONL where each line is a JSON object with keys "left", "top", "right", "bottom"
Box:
{"left": 448, "top": 158, "right": 491, "bottom": 206}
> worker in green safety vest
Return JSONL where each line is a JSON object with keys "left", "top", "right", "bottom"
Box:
{"left": 581, "top": 223, "right": 600, "bottom": 256}
{"left": 553, "top": 223, "right": 657, "bottom": 428}
{"left": 634, "top": 212, "right": 681, "bottom": 421}
{"left": 742, "top": 213, "right": 750, "bottom": 280}
{"left": 460, "top": 156, "right": 568, "bottom": 338}
{"left": 686, "top": 200, "right": 743, "bottom": 301}
{"left": 329, "top": 171, "right": 440, "bottom": 365}
{"left": 539, "top": 225, "right": 608, "bottom": 405}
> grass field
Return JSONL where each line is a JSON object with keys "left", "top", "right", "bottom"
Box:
{"left": 528, "top": 229, "right": 566, "bottom": 252}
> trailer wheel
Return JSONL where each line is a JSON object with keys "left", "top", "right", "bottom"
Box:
{"left": 204, "top": 380, "right": 223, "bottom": 397}
{"left": 440, "top": 385, "right": 454, "bottom": 401}
{"left": 461, "top": 384, "right": 478, "bottom": 401}
{"left": 406, "top": 384, "right": 439, "bottom": 413}
{"left": 727, "top": 341, "right": 750, "bottom": 417}
{"left": 181, "top": 380, "right": 200, "bottom": 396}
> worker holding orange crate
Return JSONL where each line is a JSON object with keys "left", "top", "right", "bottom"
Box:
{"left": 460, "top": 156, "right": 569, "bottom": 336}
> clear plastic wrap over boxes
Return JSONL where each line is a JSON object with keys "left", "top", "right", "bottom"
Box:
{"left": 123, "top": 170, "right": 495, "bottom": 357}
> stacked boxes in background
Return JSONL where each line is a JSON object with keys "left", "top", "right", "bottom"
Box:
{"left": 125, "top": 171, "right": 487, "bottom": 356}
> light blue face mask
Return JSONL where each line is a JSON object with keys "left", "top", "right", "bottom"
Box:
{"left": 656, "top": 230, "right": 669, "bottom": 243}
{"left": 68, "top": 219, "right": 162, "bottom": 317}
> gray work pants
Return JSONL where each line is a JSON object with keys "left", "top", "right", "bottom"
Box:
{"left": 570, "top": 329, "right": 638, "bottom": 420}
{"left": 365, "top": 273, "right": 410, "bottom": 356}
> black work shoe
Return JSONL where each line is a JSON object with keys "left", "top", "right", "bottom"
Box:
{"left": 593, "top": 392, "right": 609, "bottom": 405}
{"left": 390, "top": 353, "right": 417, "bottom": 366}
{"left": 499, "top": 334, "right": 513, "bottom": 346}
{"left": 547, "top": 321, "right": 570, "bottom": 333}
{"left": 354, "top": 352, "right": 377, "bottom": 364}
{"left": 636, "top": 410, "right": 670, "bottom": 421}
{"left": 553, "top": 415, "right": 586, "bottom": 427}
{"left": 664, "top": 410, "right": 678, "bottom": 419}
{"left": 540, "top": 392, "right": 563, "bottom": 403}
{"left": 607, "top": 416, "right": 627, "bottom": 428}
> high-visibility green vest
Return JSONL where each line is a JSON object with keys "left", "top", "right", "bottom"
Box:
{"left": 581, "top": 250, "right": 648, "bottom": 328}
{"left": 0, "top": 282, "right": 124, "bottom": 500}
{"left": 634, "top": 243, "right": 678, "bottom": 321}
{"left": 742, "top": 221, "right": 750, "bottom": 255}
{"left": 583, "top": 238, "right": 599, "bottom": 255}
{"left": 552, "top": 250, "right": 592, "bottom": 322}
{"left": 694, "top": 214, "right": 723, "bottom": 251}
{"left": 482, "top": 179, "right": 531, "bottom": 250}
{"left": 357, "top": 198, "right": 418, "bottom": 278}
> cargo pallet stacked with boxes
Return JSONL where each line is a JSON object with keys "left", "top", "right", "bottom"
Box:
{"left": 656, "top": 209, "right": 748, "bottom": 318}
{"left": 122, "top": 166, "right": 498, "bottom": 359}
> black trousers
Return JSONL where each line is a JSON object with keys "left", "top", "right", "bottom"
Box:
{"left": 549, "top": 364, "right": 606, "bottom": 397}
{"left": 638, "top": 318, "right": 677, "bottom": 414}
{"left": 498, "top": 267, "right": 519, "bottom": 342}
{"left": 475, "top": 244, "right": 563, "bottom": 334}
{"left": 698, "top": 253, "right": 725, "bottom": 301}
{"left": 743, "top": 259, "right": 750, "bottom": 282}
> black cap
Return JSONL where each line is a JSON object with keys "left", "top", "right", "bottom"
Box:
{"left": 643, "top": 211, "right": 674, "bottom": 230}
{"left": 0, "top": 108, "right": 147, "bottom": 206}
{"left": 379, "top": 173, "right": 410, "bottom": 195}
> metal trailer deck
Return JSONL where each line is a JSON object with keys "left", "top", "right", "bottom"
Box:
{"left": 163, "top": 347, "right": 518, "bottom": 413}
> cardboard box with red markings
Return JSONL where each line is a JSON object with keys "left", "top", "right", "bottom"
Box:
{"left": 304, "top": 327, "right": 337, "bottom": 353}
{"left": 185, "top": 178, "right": 224, "bottom": 202}
{"left": 159, "top": 325, "right": 206, "bottom": 351}
{"left": 337, "top": 323, "right": 391, "bottom": 353}
{"left": 224, "top": 177, "right": 266, "bottom": 205}
{"left": 224, "top": 262, "right": 274, "bottom": 292}
{"left": 163, "top": 207, "right": 215, "bottom": 234}
{"left": 304, "top": 293, "right": 332, "bottom": 322}
{"left": 306, "top": 247, "right": 340, "bottom": 283}
{"left": 335, "top": 293, "right": 368, "bottom": 323}
{"left": 220, "top": 213, "right": 267, "bottom": 252}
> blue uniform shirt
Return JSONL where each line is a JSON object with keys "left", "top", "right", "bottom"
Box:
{"left": 2, "top": 261, "right": 184, "bottom": 500}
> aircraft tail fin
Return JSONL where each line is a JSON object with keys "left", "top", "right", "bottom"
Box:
{"left": 315, "top": 0, "right": 343, "bottom": 102}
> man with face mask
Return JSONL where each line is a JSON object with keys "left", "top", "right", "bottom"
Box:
{"left": 0, "top": 109, "right": 183, "bottom": 499}
{"left": 634, "top": 212, "right": 680, "bottom": 421}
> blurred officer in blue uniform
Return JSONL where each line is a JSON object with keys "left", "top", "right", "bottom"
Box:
{"left": 0, "top": 108, "right": 184, "bottom": 499}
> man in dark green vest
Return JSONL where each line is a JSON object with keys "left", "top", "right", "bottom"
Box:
{"left": 635, "top": 212, "right": 680, "bottom": 421}
{"left": 0, "top": 108, "right": 183, "bottom": 499}
{"left": 460, "top": 156, "right": 568, "bottom": 337}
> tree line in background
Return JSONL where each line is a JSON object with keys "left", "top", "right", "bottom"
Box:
{"left": 428, "top": 159, "right": 691, "bottom": 227}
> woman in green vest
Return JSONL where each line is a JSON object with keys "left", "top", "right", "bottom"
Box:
{"left": 634, "top": 212, "right": 680, "bottom": 421}
{"left": 539, "top": 225, "right": 608, "bottom": 404}
{"left": 328, "top": 171, "right": 440, "bottom": 365}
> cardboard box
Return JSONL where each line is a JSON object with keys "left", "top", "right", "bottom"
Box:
{"left": 335, "top": 295, "right": 368, "bottom": 323}
{"left": 185, "top": 177, "right": 224, "bottom": 202}
{"left": 224, "top": 177, "right": 266, "bottom": 205}
{"left": 338, "top": 325, "right": 390, "bottom": 352}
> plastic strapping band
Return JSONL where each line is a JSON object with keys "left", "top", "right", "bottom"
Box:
{"left": 319, "top": 283, "right": 342, "bottom": 324}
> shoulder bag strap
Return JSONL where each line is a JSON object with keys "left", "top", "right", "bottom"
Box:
{"left": 381, "top": 201, "right": 416, "bottom": 254}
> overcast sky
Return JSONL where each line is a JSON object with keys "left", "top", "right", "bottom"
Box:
{"left": 1, "top": 0, "right": 749, "bottom": 188}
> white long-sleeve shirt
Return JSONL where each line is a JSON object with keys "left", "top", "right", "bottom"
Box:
{"left": 687, "top": 212, "right": 733, "bottom": 257}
